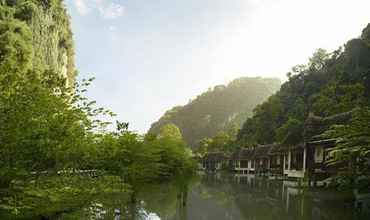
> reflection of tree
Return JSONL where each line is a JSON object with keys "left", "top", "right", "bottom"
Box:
{"left": 134, "top": 182, "right": 179, "bottom": 219}
{"left": 200, "top": 174, "right": 235, "bottom": 207}
{"left": 126, "top": 174, "right": 198, "bottom": 220}
{"left": 230, "top": 177, "right": 283, "bottom": 220}
{"left": 0, "top": 175, "right": 131, "bottom": 219}
{"left": 182, "top": 173, "right": 243, "bottom": 220}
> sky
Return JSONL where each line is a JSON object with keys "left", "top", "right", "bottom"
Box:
{"left": 65, "top": 0, "right": 370, "bottom": 133}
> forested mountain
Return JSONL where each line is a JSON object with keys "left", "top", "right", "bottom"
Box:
{"left": 237, "top": 24, "right": 370, "bottom": 147}
{"left": 149, "top": 77, "right": 281, "bottom": 148}
{"left": 0, "top": 0, "right": 75, "bottom": 85}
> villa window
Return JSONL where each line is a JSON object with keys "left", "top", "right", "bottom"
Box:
{"left": 241, "top": 160, "right": 248, "bottom": 168}
{"left": 315, "top": 146, "right": 324, "bottom": 163}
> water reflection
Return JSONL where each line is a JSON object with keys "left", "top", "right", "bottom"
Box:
{"left": 7, "top": 174, "right": 368, "bottom": 219}
{"left": 147, "top": 173, "right": 370, "bottom": 220}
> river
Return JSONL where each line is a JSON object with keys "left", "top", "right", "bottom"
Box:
{"left": 78, "top": 173, "right": 370, "bottom": 220}
{"left": 2, "top": 173, "right": 370, "bottom": 219}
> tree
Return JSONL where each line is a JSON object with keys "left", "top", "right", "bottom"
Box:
{"left": 311, "top": 83, "right": 365, "bottom": 116}
{"left": 276, "top": 118, "right": 303, "bottom": 146}
{"left": 159, "top": 123, "right": 183, "bottom": 141}
{"left": 0, "top": 18, "right": 33, "bottom": 75}
{"left": 361, "top": 23, "right": 370, "bottom": 45}
{"left": 323, "top": 108, "right": 370, "bottom": 181}
{"left": 308, "top": 48, "right": 329, "bottom": 71}
{"left": 208, "top": 132, "right": 231, "bottom": 152}
{"left": 196, "top": 138, "right": 213, "bottom": 156}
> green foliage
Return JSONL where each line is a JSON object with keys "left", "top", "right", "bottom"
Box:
{"left": 311, "top": 83, "right": 365, "bottom": 116}
{"left": 276, "top": 117, "right": 303, "bottom": 146}
{"left": 0, "top": 70, "right": 109, "bottom": 182}
{"left": 323, "top": 108, "right": 370, "bottom": 176}
{"left": 238, "top": 94, "right": 283, "bottom": 145}
{"left": 94, "top": 122, "right": 196, "bottom": 186}
{"left": 0, "top": 175, "right": 130, "bottom": 219}
{"left": 195, "top": 137, "right": 213, "bottom": 156}
{"left": 149, "top": 77, "right": 281, "bottom": 148}
{"left": 0, "top": 17, "right": 33, "bottom": 74}
{"left": 195, "top": 131, "right": 234, "bottom": 155}
{"left": 209, "top": 132, "right": 231, "bottom": 152}
{"left": 159, "top": 123, "right": 183, "bottom": 140}
{"left": 0, "top": 0, "right": 75, "bottom": 85}
{"left": 362, "top": 23, "right": 370, "bottom": 45}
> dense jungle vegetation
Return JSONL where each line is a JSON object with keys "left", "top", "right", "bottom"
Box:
{"left": 0, "top": 1, "right": 195, "bottom": 218}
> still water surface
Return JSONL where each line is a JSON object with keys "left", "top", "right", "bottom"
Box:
{"left": 78, "top": 173, "right": 370, "bottom": 220}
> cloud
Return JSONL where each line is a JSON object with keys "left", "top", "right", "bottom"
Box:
{"left": 73, "top": 0, "right": 125, "bottom": 19}
{"left": 98, "top": 2, "right": 125, "bottom": 19}
{"left": 74, "top": 0, "right": 90, "bottom": 15}
{"left": 108, "top": 25, "right": 117, "bottom": 31}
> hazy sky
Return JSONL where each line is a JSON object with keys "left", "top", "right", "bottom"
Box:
{"left": 65, "top": 0, "right": 370, "bottom": 133}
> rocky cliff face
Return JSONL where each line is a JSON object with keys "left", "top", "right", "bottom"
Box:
{"left": 1, "top": 0, "right": 75, "bottom": 85}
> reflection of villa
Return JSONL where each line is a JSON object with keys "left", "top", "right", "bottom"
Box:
{"left": 198, "top": 172, "right": 369, "bottom": 220}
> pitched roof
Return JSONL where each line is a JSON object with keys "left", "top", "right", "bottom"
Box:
{"left": 266, "top": 143, "right": 284, "bottom": 155}
{"left": 231, "top": 148, "right": 254, "bottom": 160}
{"left": 304, "top": 110, "right": 354, "bottom": 140}
{"left": 203, "top": 152, "right": 228, "bottom": 161}
{"left": 254, "top": 144, "right": 274, "bottom": 158}
{"left": 306, "top": 138, "right": 336, "bottom": 147}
